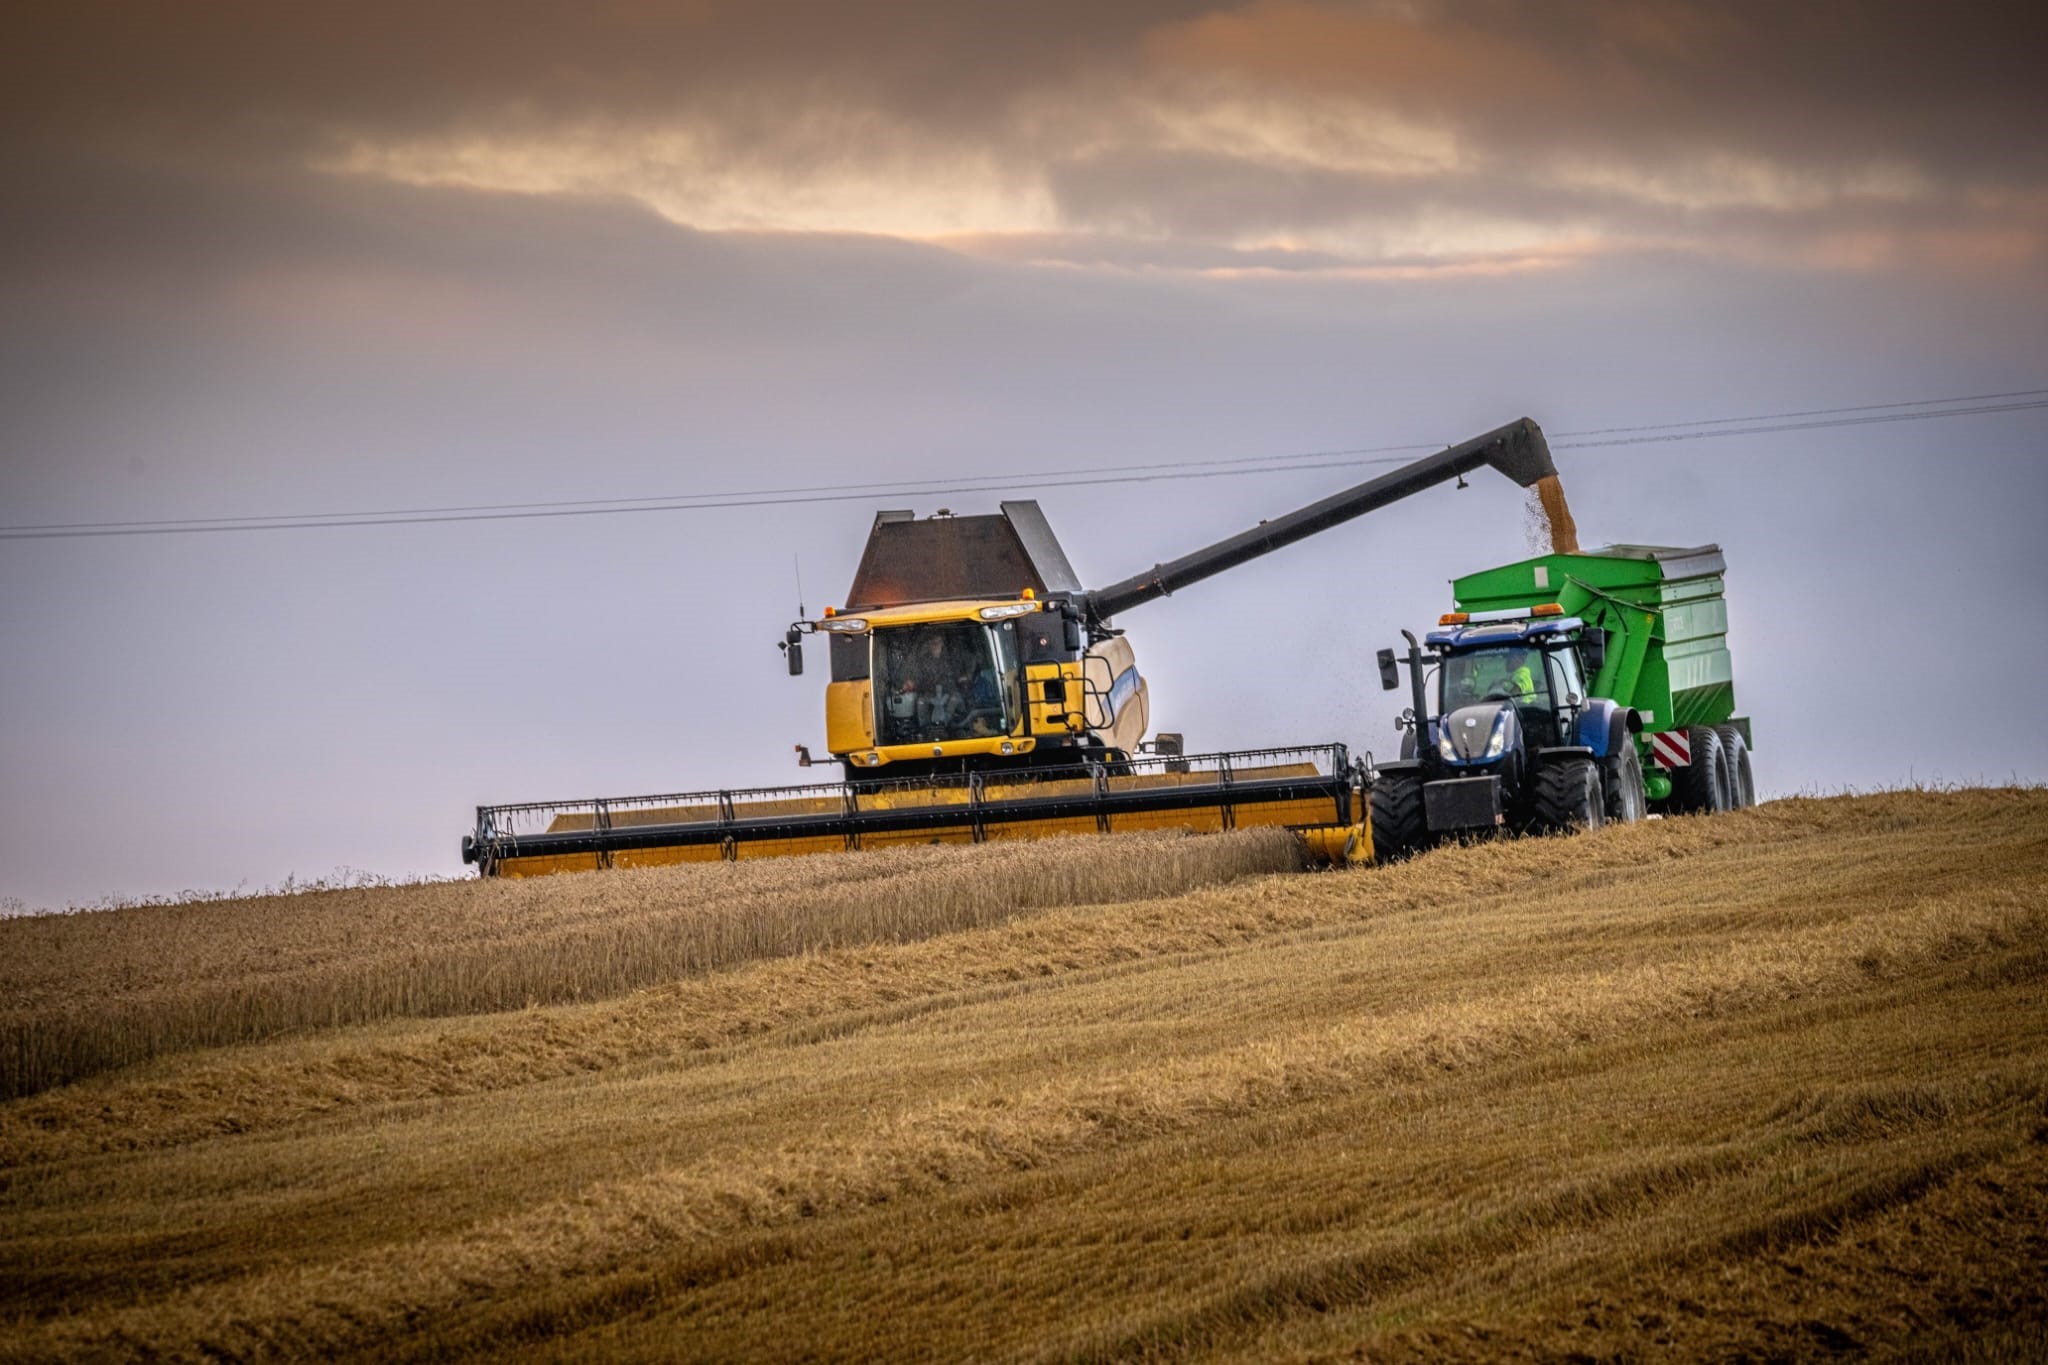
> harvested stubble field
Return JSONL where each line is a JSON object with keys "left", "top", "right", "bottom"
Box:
{"left": 2, "top": 792, "right": 2046, "bottom": 1361}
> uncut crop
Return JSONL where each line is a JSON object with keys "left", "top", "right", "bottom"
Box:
{"left": 0, "top": 829, "right": 1299, "bottom": 1100}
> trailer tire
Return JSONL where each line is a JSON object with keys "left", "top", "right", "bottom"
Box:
{"left": 1534, "top": 756, "right": 1606, "bottom": 835}
{"left": 1369, "top": 772, "right": 1430, "bottom": 863}
{"left": 1714, "top": 725, "right": 1755, "bottom": 808}
{"left": 1672, "top": 726, "right": 1728, "bottom": 814}
{"left": 1602, "top": 738, "right": 1648, "bottom": 824}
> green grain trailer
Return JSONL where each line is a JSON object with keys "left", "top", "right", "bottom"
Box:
{"left": 1450, "top": 544, "right": 1754, "bottom": 811}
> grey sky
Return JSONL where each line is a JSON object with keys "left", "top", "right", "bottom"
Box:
{"left": 2, "top": 2, "right": 2045, "bottom": 908}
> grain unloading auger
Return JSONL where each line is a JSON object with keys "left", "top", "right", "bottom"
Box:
{"left": 463, "top": 418, "right": 1559, "bottom": 876}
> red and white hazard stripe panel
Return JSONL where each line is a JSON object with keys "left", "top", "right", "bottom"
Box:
{"left": 1649, "top": 730, "right": 1691, "bottom": 770}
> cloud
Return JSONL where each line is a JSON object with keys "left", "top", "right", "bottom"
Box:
{"left": 4, "top": 1, "right": 2044, "bottom": 277}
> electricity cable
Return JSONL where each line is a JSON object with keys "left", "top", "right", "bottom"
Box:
{"left": 1551, "top": 386, "right": 2048, "bottom": 437}
{"left": 3, "top": 390, "right": 2043, "bottom": 541}
{"left": 19, "top": 381, "right": 2046, "bottom": 534}
{"left": 0, "top": 442, "right": 1445, "bottom": 533}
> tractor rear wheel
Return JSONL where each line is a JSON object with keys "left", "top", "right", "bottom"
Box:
{"left": 1533, "top": 756, "right": 1606, "bottom": 835}
{"left": 1715, "top": 725, "right": 1756, "bottom": 808}
{"left": 1602, "top": 738, "right": 1648, "bottom": 824}
{"left": 1672, "top": 725, "right": 1728, "bottom": 814}
{"left": 1369, "top": 771, "right": 1430, "bottom": 863}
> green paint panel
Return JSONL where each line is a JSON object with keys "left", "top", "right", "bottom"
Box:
{"left": 1451, "top": 543, "right": 1743, "bottom": 742}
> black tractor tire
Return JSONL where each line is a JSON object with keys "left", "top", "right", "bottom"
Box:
{"left": 1602, "top": 737, "right": 1648, "bottom": 824}
{"left": 1714, "top": 725, "right": 1756, "bottom": 808}
{"left": 1533, "top": 756, "right": 1607, "bottom": 835}
{"left": 1369, "top": 771, "right": 1431, "bottom": 863}
{"left": 1671, "top": 725, "right": 1728, "bottom": 814}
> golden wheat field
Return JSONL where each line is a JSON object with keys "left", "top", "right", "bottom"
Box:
{"left": 3, "top": 790, "right": 2047, "bottom": 1361}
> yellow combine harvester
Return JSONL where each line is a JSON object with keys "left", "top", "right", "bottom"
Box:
{"left": 463, "top": 418, "right": 1560, "bottom": 876}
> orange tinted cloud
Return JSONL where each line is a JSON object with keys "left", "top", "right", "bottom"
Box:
{"left": 3, "top": 0, "right": 2043, "bottom": 281}
{"left": 1147, "top": 1, "right": 1579, "bottom": 110}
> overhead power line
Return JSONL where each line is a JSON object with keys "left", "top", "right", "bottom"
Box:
{"left": 3, "top": 388, "right": 2044, "bottom": 542}
{"left": 0, "top": 441, "right": 1450, "bottom": 534}
{"left": 16, "top": 384, "right": 2046, "bottom": 537}
{"left": 1555, "top": 397, "right": 2048, "bottom": 448}
{"left": 1551, "top": 386, "right": 2048, "bottom": 437}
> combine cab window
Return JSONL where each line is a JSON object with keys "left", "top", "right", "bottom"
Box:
{"left": 873, "top": 622, "right": 1016, "bottom": 746}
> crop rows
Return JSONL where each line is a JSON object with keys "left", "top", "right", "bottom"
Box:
{"left": 0, "top": 828, "right": 1299, "bottom": 1099}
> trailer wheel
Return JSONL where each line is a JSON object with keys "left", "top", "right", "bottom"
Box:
{"left": 1714, "top": 725, "right": 1755, "bottom": 808}
{"left": 1671, "top": 726, "right": 1729, "bottom": 814}
{"left": 1534, "top": 756, "right": 1606, "bottom": 835}
{"left": 1369, "top": 772, "right": 1430, "bottom": 862}
{"left": 1602, "top": 739, "right": 1648, "bottom": 824}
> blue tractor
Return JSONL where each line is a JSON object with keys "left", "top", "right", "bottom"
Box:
{"left": 1369, "top": 604, "right": 1649, "bottom": 860}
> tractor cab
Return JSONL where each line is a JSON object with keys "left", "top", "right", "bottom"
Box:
{"left": 1427, "top": 611, "right": 1597, "bottom": 754}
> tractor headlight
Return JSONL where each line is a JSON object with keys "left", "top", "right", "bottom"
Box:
{"left": 978, "top": 602, "right": 1041, "bottom": 621}
{"left": 1483, "top": 711, "right": 1510, "bottom": 759}
{"left": 1437, "top": 724, "right": 1457, "bottom": 762}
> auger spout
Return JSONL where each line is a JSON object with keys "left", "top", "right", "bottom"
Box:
{"left": 1077, "top": 417, "right": 1555, "bottom": 623}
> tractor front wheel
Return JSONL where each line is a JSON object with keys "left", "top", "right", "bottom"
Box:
{"left": 1533, "top": 756, "right": 1606, "bottom": 835}
{"left": 1369, "top": 772, "right": 1431, "bottom": 863}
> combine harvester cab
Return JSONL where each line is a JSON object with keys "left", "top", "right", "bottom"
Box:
{"left": 801, "top": 498, "right": 1149, "bottom": 782}
{"left": 1370, "top": 543, "right": 1756, "bottom": 859}
{"left": 465, "top": 419, "right": 1565, "bottom": 876}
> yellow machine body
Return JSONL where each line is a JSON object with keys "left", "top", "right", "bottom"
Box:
{"left": 814, "top": 597, "right": 1151, "bottom": 772}
{"left": 486, "top": 753, "right": 1369, "bottom": 877}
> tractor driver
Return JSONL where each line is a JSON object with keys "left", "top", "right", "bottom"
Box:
{"left": 1453, "top": 646, "right": 1538, "bottom": 707}
{"left": 1499, "top": 647, "right": 1539, "bottom": 704}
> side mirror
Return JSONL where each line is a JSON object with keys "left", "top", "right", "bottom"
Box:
{"left": 1376, "top": 647, "right": 1400, "bottom": 691}
{"left": 783, "top": 627, "right": 804, "bottom": 676}
{"left": 1581, "top": 628, "right": 1607, "bottom": 673}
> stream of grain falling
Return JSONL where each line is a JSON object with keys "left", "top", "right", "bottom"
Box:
{"left": 1534, "top": 475, "right": 1580, "bottom": 555}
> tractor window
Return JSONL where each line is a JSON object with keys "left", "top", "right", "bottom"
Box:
{"left": 1440, "top": 647, "right": 1554, "bottom": 712}
{"left": 872, "top": 621, "right": 1014, "bottom": 746}
{"left": 1549, "top": 646, "right": 1586, "bottom": 704}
